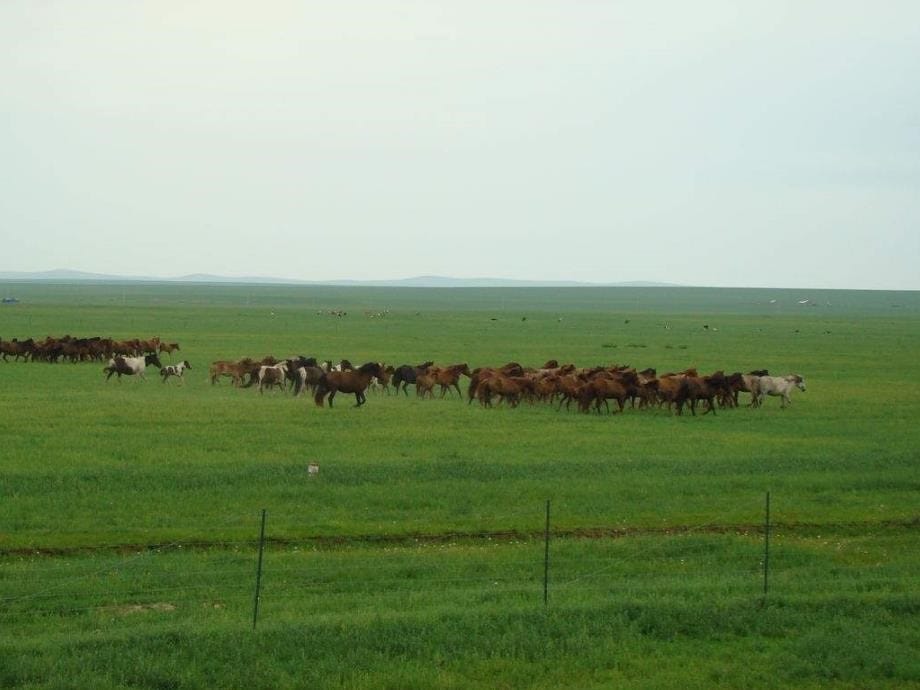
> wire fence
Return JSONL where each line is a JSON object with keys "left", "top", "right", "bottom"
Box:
{"left": 1, "top": 494, "right": 911, "bottom": 629}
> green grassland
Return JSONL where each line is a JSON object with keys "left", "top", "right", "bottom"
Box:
{"left": 1, "top": 282, "right": 918, "bottom": 688}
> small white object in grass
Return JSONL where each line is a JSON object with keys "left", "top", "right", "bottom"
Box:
{"left": 308, "top": 463, "right": 319, "bottom": 476}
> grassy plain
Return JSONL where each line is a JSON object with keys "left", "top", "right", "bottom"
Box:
{"left": 1, "top": 282, "right": 918, "bottom": 688}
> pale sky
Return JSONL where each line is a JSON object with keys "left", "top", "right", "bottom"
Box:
{"left": 2, "top": 1, "right": 918, "bottom": 289}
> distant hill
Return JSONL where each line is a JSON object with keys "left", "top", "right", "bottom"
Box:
{"left": 0, "top": 270, "right": 679, "bottom": 288}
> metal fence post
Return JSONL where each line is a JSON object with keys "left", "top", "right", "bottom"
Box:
{"left": 763, "top": 492, "right": 771, "bottom": 602}
{"left": 253, "top": 509, "right": 267, "bottom": 629}
{"left": 543, "top": 500, "right": 551, "bottom": 606}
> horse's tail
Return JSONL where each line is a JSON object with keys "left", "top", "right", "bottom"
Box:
{"left": 467, "top": 375, "right": 480, "bottom": 404}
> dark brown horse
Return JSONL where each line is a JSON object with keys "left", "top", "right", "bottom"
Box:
{"left": 314, "top": 362, "right": 384, "bottom": 407}
{"left": 675, "top": 372, "right": 730, "bottom": 416}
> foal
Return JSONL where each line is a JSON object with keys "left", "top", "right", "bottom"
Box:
{"left": 161, "top": 360, "right": 192, "bottom": 384}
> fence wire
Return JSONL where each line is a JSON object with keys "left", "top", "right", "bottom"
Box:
{"left": 3, "top": 499, "right": 910, "bottom": 628}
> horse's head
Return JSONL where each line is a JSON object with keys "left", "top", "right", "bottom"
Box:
{"left": 183, "top": 360, "right": 192, "bottom": 369}
{"left": 359, "top": 361, "right": 383, "bottom": 377}
{"left": 146, "top": 353, "right": 163, "bottom": 369}
{"left": 793, "top": 375, "right": 806, "bottom": 392}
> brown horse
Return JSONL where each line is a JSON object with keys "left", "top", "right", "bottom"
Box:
{"left": 675, "top": 372, "right": 729, "bottom": 416}
{"left": 158, "top": 341, "right": 181, "bottom": 357}
{"left": 314, "top": 362, "right": 384, "bottom": 407}
{"left": 477, "top": 374, "right": 532, "bottom": 408}
{"left": 431, "top": 363, "right": 471, "bottom": 398}
{"left": 415, "top": 371, "right": 437, "bottom": 399}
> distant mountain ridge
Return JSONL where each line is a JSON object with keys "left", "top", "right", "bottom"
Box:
{"left": 0, "top": 269, "right": 679, "bottom": 288}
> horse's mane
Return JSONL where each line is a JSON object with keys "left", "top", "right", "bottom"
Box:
{"left": 358, "top": 361, "right": 380, "bottom": 374}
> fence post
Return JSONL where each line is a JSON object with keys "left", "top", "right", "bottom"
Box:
{"left": 543, "top": 500, "right": 551, "bottom": 606}
{"left": 253, "top": 508, "right": 267, "bottom": 630}
{"left": 762, "top": 491, "right": 771, "bottom": 603}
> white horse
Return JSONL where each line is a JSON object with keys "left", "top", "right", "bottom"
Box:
{"left": 160, "top": 360, "right": 192, "bottom": 384}
{"left": 103, "top": 353, "right": 163, "bottom": 381}
{"left": 754, "top": 374, "right": 806, "bottom": 408}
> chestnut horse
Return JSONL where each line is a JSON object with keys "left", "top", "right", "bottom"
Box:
{"left": 431, "top": 363, "right": 472, "bottom": 398}
{"left": 314, "top": 362, "right": 384, "bottom": 407}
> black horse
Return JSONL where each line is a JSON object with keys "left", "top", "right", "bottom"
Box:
{"left": 391, "top": 361, "right": 434, "bottom": 396}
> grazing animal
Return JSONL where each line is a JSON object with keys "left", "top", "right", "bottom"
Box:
{"left": 258, "top": 363, "right": 288, "bottom": 394}
{"left": 160, "top": 360, "right": 191, "bottom": 383}
{"left": 158, "top": 341, "right": 181, "bottom": 357}
{"left": 292, "top": 366, "right": 326, "bottom": 397}
{"left": 314, "top": 362, "right": 384, "bottom": 408}
{"left": 103, "top": 353, "right": 163, "bottom": 381}
{"left": 210, "top": 359, "right": 248, "bottom": 386}
{"left": 577, "top": 371, "right": 637, "bottom": 414}
{"left": 478, "top": 374, "right": 533, "bottom": 408}
{"left": 415, "top": 371, "right": 437, "bottom": 399}
{"left": 674, "top": 372, "right": 729, "bottom": 416}
{"left": 553, "top": 374, "right": 583, "bottom": 411}
{"left": 740, "top": 369, "right": 770, "bottom": 407}
{"left": 1, "top": 337, "right": 35, "bottom": 362}
{"left": 369, "top": 364, "right": 395, "bottom": 395}
{"left": 431, "top": 363, "right": 472, "bottom": 398}
{"left": 392, "top": 361, "right": 434, "bottom": 396}
{"left": 754, "top": 374, "right": 806, "bottom": 409}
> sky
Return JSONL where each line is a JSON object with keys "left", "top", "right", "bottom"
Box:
{"left": 1, "top": 1, "right": 918, "bottom": 289}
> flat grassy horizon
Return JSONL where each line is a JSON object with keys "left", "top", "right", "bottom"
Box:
{"left": 1, "top": 282, "right": 918, "bottom": 688}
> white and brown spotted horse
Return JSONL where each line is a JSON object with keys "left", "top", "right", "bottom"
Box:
{"left": 160, "top": 360, "right": 192, "bottom": 384}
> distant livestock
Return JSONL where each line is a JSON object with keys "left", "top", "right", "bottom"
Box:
{"left": 753, "top": 375, "right": 806, "bottom": 409}
{"left": 314, "top": 362, "right": 384, "bottom": 408}
{"left": 258, "top": 363, "right": 288, "bottom": 394}
{"left": 158, "top": 342, "right": 181, "bottom": 357}
{"left": 103, "top": 353, "right": 163, "bottom": 381}
{"left": 201, "top": 351, "right": 808, "bottom": 419}
{"left": 391, "top": 361, "right": 434, "bottom": 396}
{"left": 160, "top": 360, "right": 192, "bottom": 383}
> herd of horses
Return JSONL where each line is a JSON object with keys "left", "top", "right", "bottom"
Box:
{"left": 2, "top": 334, "right": 807, "bottom": 412}
{"left": 0, "top": 335, "right": 180, "bottom": 363}
{"left": 206, "top": 355, "right": 807, "bottom": 413}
